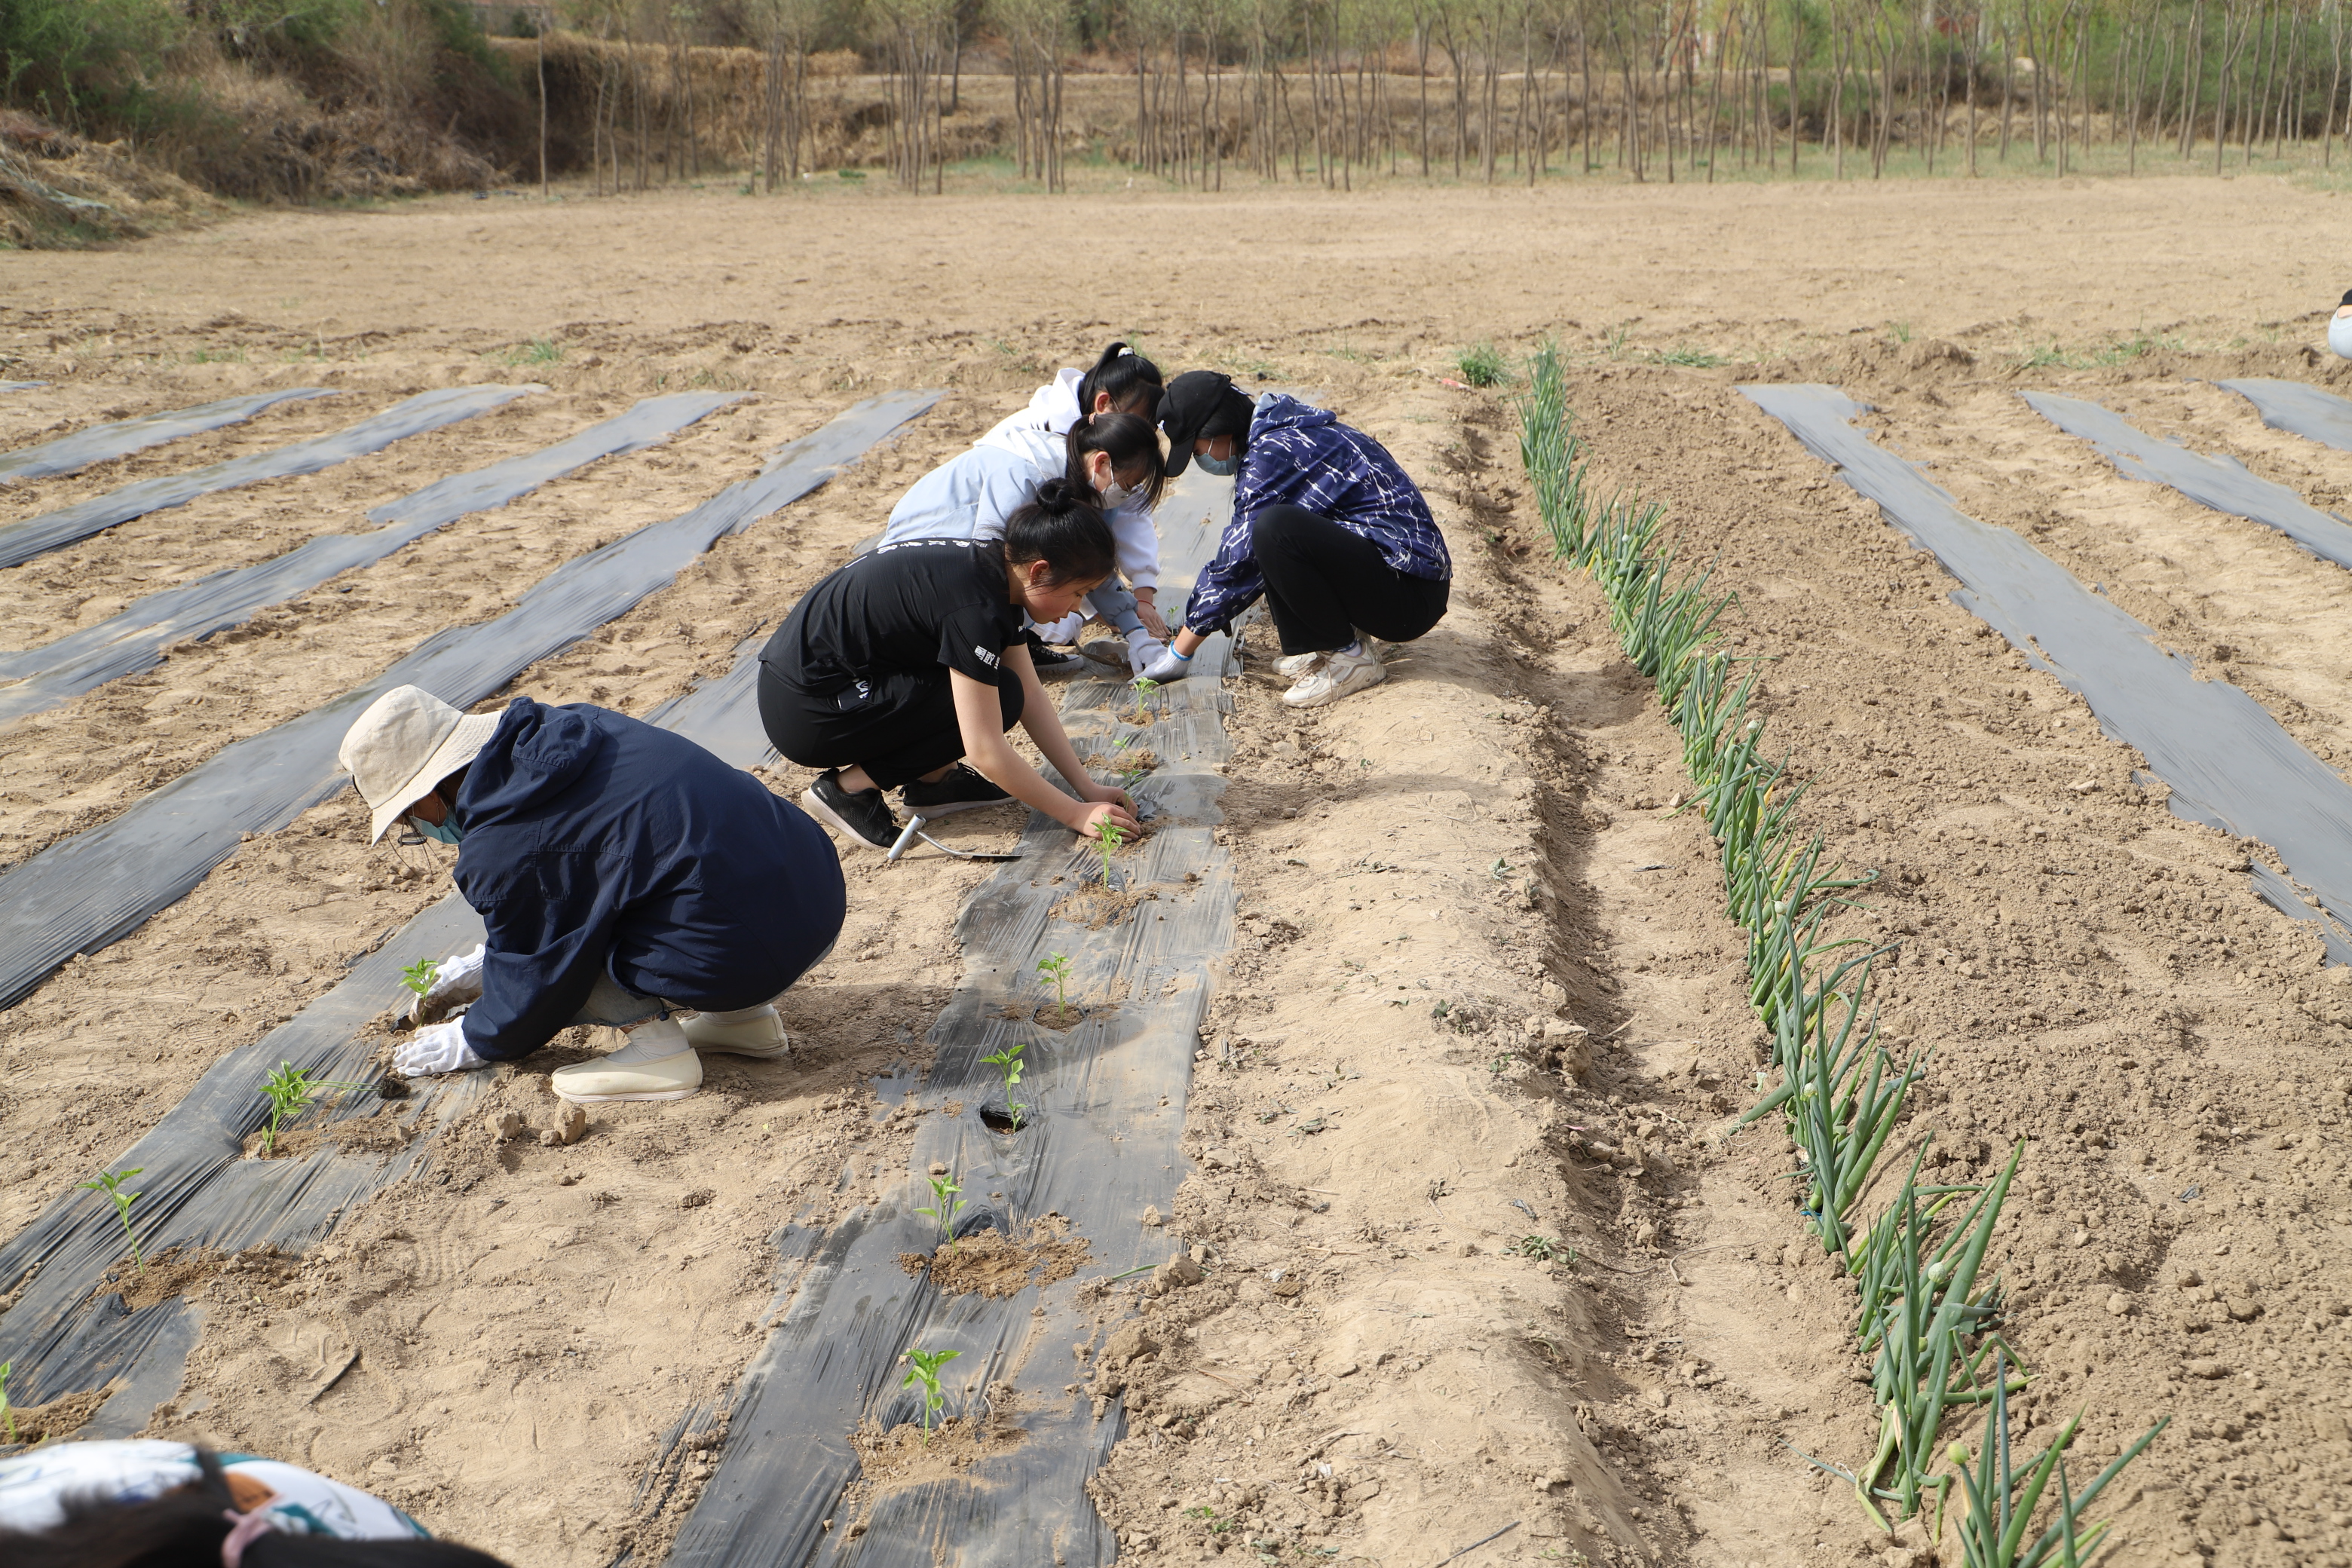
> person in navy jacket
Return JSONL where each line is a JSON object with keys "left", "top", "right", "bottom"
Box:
{"left": 337, "top": 685, "right": 846, "bottom": 1105}
{"left": 1138, "top": 371, "right": 1451, "bottom": 707}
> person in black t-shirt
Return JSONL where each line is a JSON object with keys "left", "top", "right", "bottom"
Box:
{"left": 758, "top": 479, "right": 1141, "bottom": 850}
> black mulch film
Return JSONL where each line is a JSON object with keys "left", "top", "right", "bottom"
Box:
{"left": 2023, "top": 389, "right": 2352, "bottom": 571}
{"left": 0, "top": 390, "right": 940, "bottom": 1012}
{"left": 0, "top": 392, "right": 743, "bottom": 724}
{"left": 0, "top": 389, "right": 335, "bottom": 484}
{"left": 1743, "top": 383, "right": 2352, "bottom": 964}
{"left": 657, "top": 467, "right": 1239, "bottom": 1568}
{"left": 0, "top": 392, "right": 938, "bottom": 1435}
{"left": 0, "top": 384, "right": 537, "bottom": 570}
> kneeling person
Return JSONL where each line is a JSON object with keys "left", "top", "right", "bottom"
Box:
{"left": 758, "top": 479, "right": 1139, "bottom": 849}
{"left": 339, "top": 685, "right": 847, "bottom": 1104}
{"left": 1144, "top": 371, "right": 1452, "bottom": 708}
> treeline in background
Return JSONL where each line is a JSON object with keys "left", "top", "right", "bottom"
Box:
{"left": 8, "top": 0, "right": 2352, "bottom": 221}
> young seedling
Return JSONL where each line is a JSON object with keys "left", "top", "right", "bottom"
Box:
{"left": 400, "top": 957, "right": 440, "bottom": 997}
{"left": 900, "top": 1347, "right": 961, "bottom": 1444}
{"left": 1037, "top": 951, "right": 1073, "bottom": 1016}
{"left": 916, "top": 1173, "right": 968, "bottom": 1246}
{"left": 259, "top": 1061, "right": 362, "bottom": 1156}
{"left": 0, "top": 1358, "right": 14, "bottom": 1444}
{"left": 1095, "top": 820, "right": 1129, "bottom": 888}
{"left": 979, "top": 1040, "right": 1027, "bottom": 1123}
{"left": 1128, "top": 675, "right": 1161, "bottom": 724}
{"left": 79, "top": 1168, "right": 145, "bottom": 1276}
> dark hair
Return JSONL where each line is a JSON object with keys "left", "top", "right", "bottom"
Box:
{"left": 0, "top": 1450, "right": 513, "bottom": 1568}
{"left": 1005, "top": 477, "right": 1116, "bottom": 587}
{"left": 1075, "top": 341, "right": 1163, "bottom": 423}
{"left": 1065, "top": 412, "right": 1167, "bottom": 512}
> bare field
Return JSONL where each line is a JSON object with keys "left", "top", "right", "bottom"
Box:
{"left": 5, "top": 175, "right": 2352, "bottom": 1567}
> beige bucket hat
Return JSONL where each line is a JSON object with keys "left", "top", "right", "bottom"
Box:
{"left": 339, "top": 684, "right": 502, "bottom": 844}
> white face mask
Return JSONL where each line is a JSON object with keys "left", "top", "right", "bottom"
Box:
{"left": 1100, "top": 479, "right": 1134, "bottom": 509}
{"left": 2329, "top": 312, "right": 2352, "bottom": 361}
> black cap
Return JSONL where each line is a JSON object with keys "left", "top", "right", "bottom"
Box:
{"left": 1157, "top": 369, "right": 1257, "bottom": 477}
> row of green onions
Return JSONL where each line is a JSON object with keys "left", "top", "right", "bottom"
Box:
{"left": 1516, "top": 344, "right": 2165, "bottom": 1563}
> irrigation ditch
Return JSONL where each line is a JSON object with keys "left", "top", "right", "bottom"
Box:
{"left": 1521, "top": 347, "right": 2169, "bottom": 1556}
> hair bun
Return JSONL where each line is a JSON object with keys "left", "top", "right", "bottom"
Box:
{"left": 1034, "top": 476, "right": 1074, "bottom": 511}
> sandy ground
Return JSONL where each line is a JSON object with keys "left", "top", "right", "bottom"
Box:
{"left": 7, "top": 174, "right": 2352, "bottom": 1566}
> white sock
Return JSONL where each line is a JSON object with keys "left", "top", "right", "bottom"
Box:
{"left": 1338, "top": 639, "right": 1364, "bottom": 658}
{"left": 606, "top": 1018, "right": 691, "bottom": 1063}
{"left": 699, "top": 1003, "right": 778, "bottom": 1025}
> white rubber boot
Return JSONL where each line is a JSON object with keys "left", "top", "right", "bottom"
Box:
{"left": 684, "top": 1003, "right": 790, "bottom": 1060}
{"left": 552, "top": 1018, "right": 702, "bottom": 1104}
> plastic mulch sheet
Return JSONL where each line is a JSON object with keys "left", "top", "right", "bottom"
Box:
{"left": 2219, "top": 377, "right": 2352, "bottom": 452}
{"left": 0, "top": 623, "right": 782, "bottom": 1429}
{"left": 0, "top": 389, "right": 334, "bottom": 484}
{"left": 659, "top": 470, "right": 1240, "bottom": 1568}
{"left": 0, "top": 392, "right": 743, "bottom": 725}
{"left": 0, "top": 385, "right": 539, "bottom": 570}
{"left": 1744, "top": 384, "right": 2352, "bottom": 963}
{"left": 0, "top": 389, "right": 942, "bottom": 1012}
{"left": 0, "top": 382, "right": 46, "bottom": 393}
{"left": 2023, "top": 389, "right": 2352, "bottom": 571}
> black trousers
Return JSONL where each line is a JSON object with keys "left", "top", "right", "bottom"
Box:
{"left": 1253, "top": 504, "right": 1450, "bottom": 656}
{"left": 758, "top": 665, "right": 1023, "bottom": 792}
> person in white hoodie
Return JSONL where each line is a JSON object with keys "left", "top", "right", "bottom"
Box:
{"left": 877, "top": 408, "right": 1171, "bottom": 674}
{"left": 971, "top": 342, "right": 1171, "bottom": 660}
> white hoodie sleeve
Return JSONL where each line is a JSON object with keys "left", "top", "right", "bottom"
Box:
{"left": 1111, "top": 498, "right": 1161, "bottom": 591}
{"left": 975, "top": 369, "right": 1086, "bottom": 455}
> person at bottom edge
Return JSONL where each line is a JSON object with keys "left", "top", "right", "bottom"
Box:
{"left": 337, "top": 684, "right": 847, "bottom": 1106}
{"left": 758, "top": 477, "right": 1141, "bottom": 851}
{"left": 1140, "top": 369, "right": 1452, "bottom": 709}
{"left": 0, "top": 1438, "right": 510, "bottom": 1566}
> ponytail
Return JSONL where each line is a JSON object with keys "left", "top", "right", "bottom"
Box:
{"left": 1075, "top": 341, "right": 1164, "bottom": 423}
{"left": 1064, "top": 412, "right": 1167, "bottom": 513}
{"left": 1006, "top": 478, "right": 1116, "bottom": 588}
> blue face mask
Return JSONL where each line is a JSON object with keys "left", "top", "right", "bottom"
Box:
{"left": 1193, "top": 449, "right": 1240, "bottom": 478}
{"left": 413, "top": 814, "right": 466, "bottom": 847}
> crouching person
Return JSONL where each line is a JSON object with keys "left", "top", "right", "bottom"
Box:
{"left": 338, "top": 684, "right": 846, "bottom": 1105}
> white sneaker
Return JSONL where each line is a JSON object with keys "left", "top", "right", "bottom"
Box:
{"left": 1282, "top": 644, "right": 1386, "bottom": 708}
{"left": 1273, "top": 651, "right": 1321, "bottom": 680}
{"left": 684, "top": 1004, "right": 791, "bottom": 1059}
{"left": 552, "top": 1018, "right": 703, "bottom": 1103}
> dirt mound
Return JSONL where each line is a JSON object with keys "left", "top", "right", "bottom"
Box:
{"left": 0, "top": 112, "right": 222, "bottom": 248}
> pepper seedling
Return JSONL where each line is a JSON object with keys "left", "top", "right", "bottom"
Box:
{"left": 1037, "top": 952, "right": 1073, "bottom": 1016}
{"left": 901, "top": 1347, "right": 961, "bottom": 1444}
{"left": 979, "top": 1040, "right": 1027, "bottom": 1124}
{"left": 259, "top": 1061, "right": 362, "bottom": 1156}
{"left": 400, "top": 957, "right": 440, "bottom": 998}
{"left": 0, "top": 1358, "right": 14, "bottom": 1444}
{"left": 1095, "top": 820, "right": 1129, "bottom": 887}
{"left": 79, "top": 1168, "right": 145, "bottom": 1276}
{"left": 917, "top": 1172, "right": 968, "bottom": 1246}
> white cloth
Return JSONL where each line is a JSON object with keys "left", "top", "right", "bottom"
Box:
{"left": 407, "top": 942, "right": 486, "bottom": 1024}
{"left": 394, "top": 1018, "right": 486, "bottom": 1076}
{"left": 0, "top": 1440, "right": 425, "bottom": 1539}
{"left": 2329, "top": 312, "right": 2352, "bottom": 360}
{"left": 1034, "top": 611, "right": 1087, "bottom": 645}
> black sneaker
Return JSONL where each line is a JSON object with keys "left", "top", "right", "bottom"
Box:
{"left": 900, "top": 764, "right": 1013, "bottom": 817}
{"left": 801, "top": 770, "right": 899, "bottom": 850}
{"left": 1032, "top": 647, "right": 1092, "bottom": 680}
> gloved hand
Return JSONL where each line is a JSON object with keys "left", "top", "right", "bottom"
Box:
{"left": 408, "top": 942, "right": 486, "bottom": 1024}
{"left": 1138, "top": 646, "right": 1193, "bottom": 682}
{"left": 1035, "top": 611, "right": 1087, "bottom": 645}
{"left": 394, "top": 1018, "right": 487, "bottom": 1076}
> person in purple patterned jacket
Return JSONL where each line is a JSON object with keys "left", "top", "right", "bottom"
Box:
{"left": 1140, "top": 371, "right": 1451, "bottom": 708}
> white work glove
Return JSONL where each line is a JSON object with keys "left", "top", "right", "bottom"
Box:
{"left": 407, "top": 942, "right": 486, "bottom": 1024}
{"left": 1138, "top": 646, "right": 1193, "bottom": 682}
{"left": 394, "top": 1018, "right": 488, "bottom": 1077}
{"left": 1036, "top": 611, "right": 1087, "bottom": 645}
